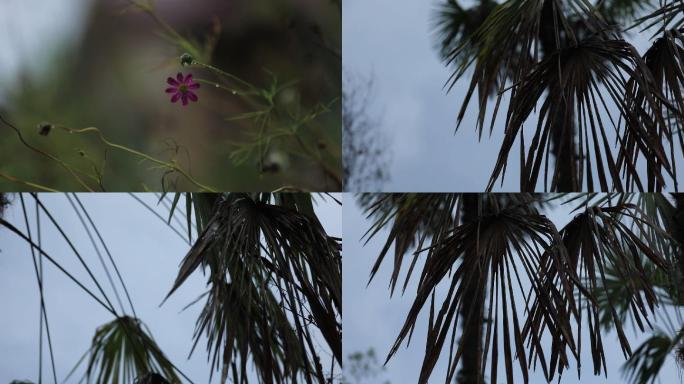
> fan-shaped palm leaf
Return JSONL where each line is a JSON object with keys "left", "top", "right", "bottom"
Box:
{"left": 75, "top": 316, "right": 180, "bottom": 384}
{"left": 489, "top": 37, "right": 674, "bottom": 192}
{"left": 622, "top": 327, "right": 684, "bottom": 384}
{"left": 364, "top": 194, "right": 579, "bottom": 384}
{"left": 362, "top": 193, "right": 675, "bottom": 384}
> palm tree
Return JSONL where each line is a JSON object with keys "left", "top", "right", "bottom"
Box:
{"left": 360, "top": 193, "right": 683, "bottom": 383}
{"left": 0, "top": 192, "right": 341, "bottom": 383}
{"left": 434, "top": 0, "right": 684, "bottom": 192}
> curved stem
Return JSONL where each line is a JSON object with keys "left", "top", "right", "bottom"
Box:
{"left": 194, "top": 61, "right": 257, "bottom": 90}
{"left": 0, "top": 114, "right": 95, "bottom": 191}
{"left": 0, "top": 172, "right": 59, "bottom": 192}
{"left": 58, "top": 126, "right": 218, "bottom": 192}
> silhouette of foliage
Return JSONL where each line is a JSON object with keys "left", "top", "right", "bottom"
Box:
{"left": 343, "top": 74, "right": 388, "bottom": 192}
{"left": 361, "top": 193, "right": 679, "bottom": 384}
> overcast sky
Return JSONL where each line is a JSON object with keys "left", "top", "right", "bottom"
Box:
{"left": 343, "top": 0, "right": 682, "bottom": 192}
{"left": 0, "top": 193, "right": 341, "bottom": 383}
{"left": 0, "top": 0, "right": 91, "bottom": 102}
{"left": 343, "top": 196, "right": 682, "bottom": 384}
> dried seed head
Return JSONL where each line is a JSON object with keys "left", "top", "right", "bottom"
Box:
{"left": 262, "top": 151, "right": 289, "bottom": 173}
{"left": 37, "top": 122, "right": 53, "bottom": 136}
{"left": 180, "top": 53, "right": 194, "bottom": 67}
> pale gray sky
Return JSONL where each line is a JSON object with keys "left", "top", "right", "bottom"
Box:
{"left": 343, "top": 196, "right": 683, "bottom": 384}
{"left": 0, "top": 193, "right": 341, "bottom": 383}
{"left": 0, "top": 0, "right": 92, "bottom": 102}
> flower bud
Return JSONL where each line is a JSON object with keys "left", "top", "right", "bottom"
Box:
{"left": 180, "top": 53, "right": 194, "bottom": 67}
{"left": 37, "top": 122, "right": 53, "bottom": 136}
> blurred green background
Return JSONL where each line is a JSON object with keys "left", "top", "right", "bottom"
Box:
{"left": 0, "top": 0, "right": 341, "bottom": 191}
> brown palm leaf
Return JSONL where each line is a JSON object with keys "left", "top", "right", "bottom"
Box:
{"left": 165, "top": 193, "right": 341, "bottom": 383}
{"left": 488, "top": 37, "right": 672, "bottom": 192}
{"left": 364, "top": 194, "right": 578, "bottom": 384}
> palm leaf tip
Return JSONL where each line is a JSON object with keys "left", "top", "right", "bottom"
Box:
{"left": 81, "top": 316, "right": 180, "bottom": 384}
{"left": 135, "top": 372, "right": 172, "bottom": 384}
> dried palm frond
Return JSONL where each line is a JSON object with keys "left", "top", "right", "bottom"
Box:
{"left": 446, "top": 0, "right": 607, "bottom": 134}
{"left": 363, "top": 193, "right": 675, "bottom": 384}
{"left": 490, "top": 36, "right": 672, "bottom": 192}
{"left": 165, "top": 193, "right": 341, "bottom": 383}
{"left": 624, "top": 31, "right": 684, "bottom": 191}
{"left": 530, "top": 202, "right": 672, "bottom": 379}
{"left": 364, "top": 194, "right": 577, "bottom": 384}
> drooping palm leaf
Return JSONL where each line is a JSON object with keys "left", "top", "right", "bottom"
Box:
{"left": 622, "top": 327, "right": 684, "bottom": 384}
{"left": 78, "top": 316, "right": 180, "bottom": 384}
{"left": 530, "top": 202, "right": 672, "bottom": 379}
{"left": 432, "top": 0, "right": 498, "bottom": 72}
{"left": 165, "top": 193, "right": 341, "bottom": 383}
{"left": 363, "top": 193, "right": 676, "bottom": 384}
{"left": 633, "top": 0, "right": 684, "bottom": 35}
{"left": 624, "top": 31, "right": 684, "bottom": 191}
{"left": 364, "top": 194, "right": 581, "bottom": 384}
{"left": 489, "top": 37, "right": 673, "bottom": 192}
{"left": 446, "top": 0, "right": 607, "bottom": 133}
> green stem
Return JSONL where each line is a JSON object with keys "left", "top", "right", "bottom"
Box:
{"left": 293, "top": 134, "right": 342, "bottom": 189}
{"left": 0, "top": 115, "right": 95, "bottom": 191}
{"left": 59, "top": 126, "right": 218, "bottom": 192}
{"left": 0, "top": 172, "right": 60, "bottom": 192}
{"left": 194, "top": 61, "right": 257, "bottom": 90}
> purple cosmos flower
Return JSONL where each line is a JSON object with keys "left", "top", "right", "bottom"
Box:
{"left": 165, "top": 72, "right": 200, "bottom": 106}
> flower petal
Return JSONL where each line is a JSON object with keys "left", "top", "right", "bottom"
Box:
{"left": 186, "top": 91, "right": 198, "bottom": 102}
{"left": 165, "top": 87, "right": 177, "bottom": 93}
{"left": 181, "top": 94, "right": 188, "bottom": 106}
{"left": 184, "top": 73, "right": 193, "bottom": 83}
{"left": 167, "top": 77, "right": 179, "bottom": 86}
{"left": 171, "top": 93, "right": 181, "bottom": 103}
{"left": 187, "top": 82, "right": 200, "bottom": 89}
{"left": 176, "top": 72, "right": 184, "bottom": 82}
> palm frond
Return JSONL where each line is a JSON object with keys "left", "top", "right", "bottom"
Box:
{"left": 363, "top": 193, "right": 676, "bottom": 383}
{"left": 364, "top": 194, "right": 577, "bottom": 384}
{"left": 447, "top": 0, "right": 607, "bottom": 134}
{"left": 79, "top": 316, "right": 180, "bottom": 384}
{"left": 633, "top": 1, "right": 684, "bottom": 35}
{"left": 489, "top": 37, "right": 672, "bottom": 192}
{"left": 165, "top": 193, "right": 341, "bottom": 383}
{"left": 622, "top": 328, "right": 684, "bottom": 384}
